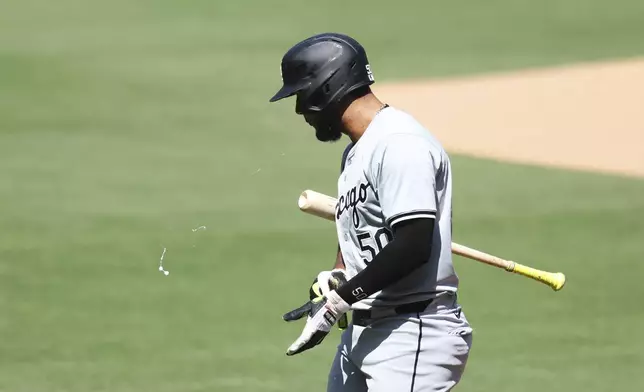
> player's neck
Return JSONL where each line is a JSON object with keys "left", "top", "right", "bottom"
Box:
{"left": 341, "top": 92, "right": 386, "bottom": 144}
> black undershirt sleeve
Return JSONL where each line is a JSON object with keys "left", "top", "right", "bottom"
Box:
{"left": 335, "top": 217, "right": 435, "bottom": 305}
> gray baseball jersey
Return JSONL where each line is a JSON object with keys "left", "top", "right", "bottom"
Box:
{"left": 335, "top": 105, "right": 458, "bottom": 311}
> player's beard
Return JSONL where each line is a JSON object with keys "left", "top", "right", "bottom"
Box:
{"left": 314, "top": 122, "right": 342, "bottom": 142}
{"left": 304, "top": 112, "right": 343, "bottom": 142}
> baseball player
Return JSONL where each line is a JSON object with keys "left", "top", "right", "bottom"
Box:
{"left": 269, "top": 32, "right": 473, "bottom": 392}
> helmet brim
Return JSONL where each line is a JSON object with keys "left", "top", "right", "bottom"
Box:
{"left": 269, "top": 80, "right": 310, "bottom": 102}
{"left": 269, "top": 86, "right": 294, "bottom": 102}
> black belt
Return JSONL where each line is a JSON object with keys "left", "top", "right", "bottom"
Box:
{"left": 352, "top": 298, "right": 435, "bottom": 327}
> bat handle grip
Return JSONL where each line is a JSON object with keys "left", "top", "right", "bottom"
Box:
{"left": 507, "top": 262, "right": 566, "bottom": 291}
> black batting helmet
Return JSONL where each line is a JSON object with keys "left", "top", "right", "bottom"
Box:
{"left": 269, "top": 33, "right": 375, "bottom": 114}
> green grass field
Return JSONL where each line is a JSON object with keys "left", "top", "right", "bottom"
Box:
{"left": 1, "top": 1, "right": 644, "bottom": 391}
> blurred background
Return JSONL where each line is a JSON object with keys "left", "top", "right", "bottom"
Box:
{"left": 1, "top": 1, "right": 643, "bottom": 391}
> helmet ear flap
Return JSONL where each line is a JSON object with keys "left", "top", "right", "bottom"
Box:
{"left": 297, "top": 81, "right": 333, "bottom": 113}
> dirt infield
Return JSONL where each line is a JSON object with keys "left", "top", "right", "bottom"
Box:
{"left": 373, "top": 57, "right": 644, "bottom": 178}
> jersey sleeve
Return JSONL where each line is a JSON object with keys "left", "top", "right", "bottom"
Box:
{"left": 369, "top": 134, "right": 438, "bottom": 228}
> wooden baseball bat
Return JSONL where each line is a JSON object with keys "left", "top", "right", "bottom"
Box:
{"left": 297, "top": 189, "right": 566, "bottom": 291}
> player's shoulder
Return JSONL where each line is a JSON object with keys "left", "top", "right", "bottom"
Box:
{"left": 373, "top": 107, "right": 445, "bottom": 152}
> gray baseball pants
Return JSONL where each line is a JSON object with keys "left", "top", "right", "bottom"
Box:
{"left": 327, "top": 292, "right": 473, "bottom": 392}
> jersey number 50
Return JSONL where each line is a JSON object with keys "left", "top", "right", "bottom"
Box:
{"left": 357, "top": 228, "right": 393, "bottom": 264}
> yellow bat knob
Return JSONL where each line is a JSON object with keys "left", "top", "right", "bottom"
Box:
{"left": 550, "top": 272, "right": 566, "bottom": 291}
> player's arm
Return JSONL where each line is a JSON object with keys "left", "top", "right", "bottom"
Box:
{"left": 335, "top": 135, "right": 438, "bottom": 305}
{"left": 334, "top": 245, "right": 345, "bottom": 269}
{"left": 335, "top": 218, "right": 433, "bottom": 303}
{"left": 316, "top": 144, "right": 352, "bottom": 292}
{"left": 306, "top": 144, "right": 352, "bottom": 330}
{"left": 309, "top": 143, "right": 351, "bottom": 298}
{"left": 333, "top": 142, "right": 352, "bottom": 271}
{"left": 318, "top": 143, "right": 353, "bottom": 284}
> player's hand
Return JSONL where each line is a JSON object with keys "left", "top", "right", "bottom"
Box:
{"left": 309, "top": 269, "right": 349, "bottom": 330}
{"left": 315, "top": 268, "right": 348, "bottom": 296}
{"left": 283, "top": 290, "right": 350, "bottom": 356}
